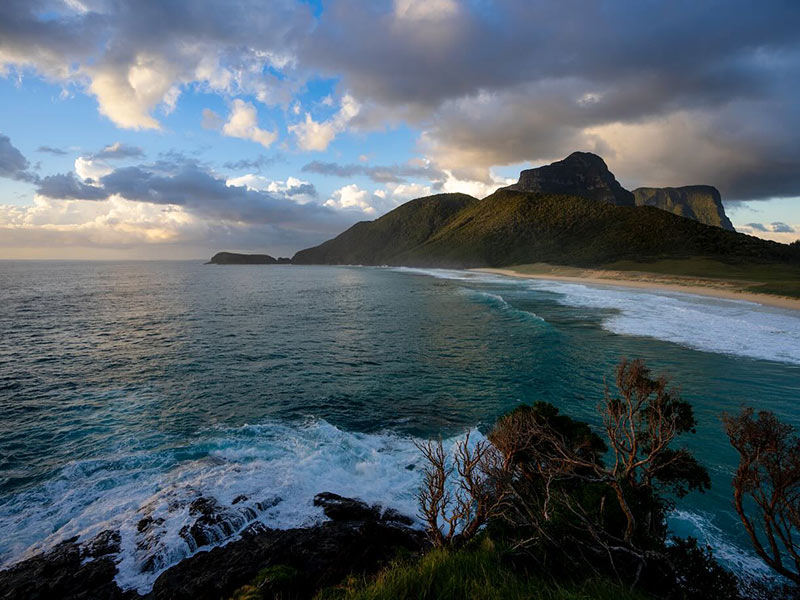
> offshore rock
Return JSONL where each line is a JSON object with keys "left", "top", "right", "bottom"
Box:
{"left": 206, "top": 252, "right": 279, "bottom": 264}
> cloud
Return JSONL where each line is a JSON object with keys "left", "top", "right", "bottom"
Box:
{"left": 323, "top": 184, "right": 387, "bottom": 214}
{"left": 304, "top": 1, "right": 800, "bottom": 200}
{"left": 289, "top": 94, "right": 360, "bottom": 151}
{"left": 226, "top": 174, "right": 317, "bottom": 204}
{"left": 771, "top": 222, "right": 795, "bottom": 233}
{"left": 301, "top": 159, "right": 445, "bottom": 184}
{"left": 393, "top": 0, "right": 459, "bottom": 22}
{"left": 202, "top": 108, "right": 224, "bottom": 131}
{"left": 0, "top": 133, "right": 38, "bottom": 183}
{"left": 92, "top": 142, "right": 145, "bottom": 160}
{"left": 8, "top": 158, "right": 356, "bottom": 257}
{"left": 745, "top": 222, "right": 769, "bottom": 232}
{"left": 36, "top": 145, "right": 68, "bottom": 155}
{"left": 222, "top": 154, "right": 283, "bottom": 172}
{"left": 37, "top": 172, "right": 108, "bottom": 200}
{"left": 221, "top": 99, "right": 277, "bottom": 148}
{"left": 0, "top": 0, "right": 312, "bottom": 129}
{"left": 4, "top": 1, "right": 800, "bottom": 202}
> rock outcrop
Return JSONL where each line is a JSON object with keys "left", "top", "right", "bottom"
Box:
{"left": 0, "top": 494, "right": 424, "bottom": 600}
{"left": 503, "top": 151, "right": 635, "bottom": 206}
{"left": 633, "top": 185, "right": 735, "bottom": 231}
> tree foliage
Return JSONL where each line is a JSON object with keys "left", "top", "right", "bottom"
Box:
{"left": 724, "top": 407, "right": 800, "bottom": 585}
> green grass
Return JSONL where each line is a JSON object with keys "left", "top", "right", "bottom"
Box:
{"left": 315, "top": 539, "right": 646, "bottom": 600}
{"left": 602, "top": 257, "right": 800, "bottom": 298}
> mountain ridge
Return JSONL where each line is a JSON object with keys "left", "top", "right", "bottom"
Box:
{"left": 291, "top": 152, "right": 796, "bottom": 269}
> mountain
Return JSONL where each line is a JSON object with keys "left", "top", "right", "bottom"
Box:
{"left": 502, "top": 151, "right": 635, "bottom": 206}
{"left": 293, "top": 190, "right": 797, "bottom": 269}
{"left": 207, "top": 252, "right": 290, "bottom": 264}
{"left": 292, "top": 193, "right": 478, "bottom": 265}
{"left": 633, "top": 186, "right": 735, "bottom": 231}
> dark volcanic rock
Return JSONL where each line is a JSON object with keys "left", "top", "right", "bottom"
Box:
{"left": 148, "top": 518, "right": 425, "bottom": 600}
{"left": 0, "top": 533, "right": 136, "bottom": 600}
{"left": 206, "top": 251, "right": 278, "bottom": 265}
{"left": 0, "top": 495, "right": 423, "bottom": 600}
{"left": 313, "top": 492, "right": 381, "bottom": 522}
{"left": 633, "top": 185, "right": 735, "bottom": 231}
{"left": 504, "top": 151, "right": 635, "bottom": 206}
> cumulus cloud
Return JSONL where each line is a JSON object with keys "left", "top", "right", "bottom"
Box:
{"left": 289, "top": 94, "right": 360, "bottom": 151}
{"left": 745, "top": 222, "right": 769, "bottom": 232}
{"left": 226, "top": 174, "right": 317, "bottom": 204}
{"left": 37, "top": 172, "right": 108, "bottom": 200}
{"left": 219, "top": 99, "right": 278, "bottom": 148}
{"left": 0, "top": 133, "right": 38, "bottom": 183}
{"left": 0, "top": 0, "right": 312, "bottom": 130}
{"left": 324, "top": 184, "right": 383, "bottom": 214}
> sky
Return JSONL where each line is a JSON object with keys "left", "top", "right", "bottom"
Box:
{"left": 1, "top": 0, "right": 799, "bottom": 259}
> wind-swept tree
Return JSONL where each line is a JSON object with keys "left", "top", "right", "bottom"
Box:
{"left": 724, "top": 408, "right": 800, "bottom": 584}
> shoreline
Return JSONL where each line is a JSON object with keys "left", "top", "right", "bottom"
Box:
{"left": 472, "top": 267, "right": 800, "bottom": 311}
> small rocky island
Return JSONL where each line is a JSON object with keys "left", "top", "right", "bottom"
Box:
{"left": 206, "top": 252, "right": 291, "bottom": 265}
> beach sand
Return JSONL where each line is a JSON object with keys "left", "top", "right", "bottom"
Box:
{"left": 472, "top": 266, "right": 800, "bottom": 311}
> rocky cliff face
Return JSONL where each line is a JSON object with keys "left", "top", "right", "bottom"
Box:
{"left": 503, "top": 151, "right": 635, "bottom": 206}
{"left": 632, "top": 186, "right": 735, "bottom": 231}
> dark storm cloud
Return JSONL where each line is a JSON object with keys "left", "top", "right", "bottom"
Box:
{"left": 304, "top": 0, "right": 800, "bottom": 199}
{"left": 302, "top": 160, "right": 446, "bottom": 184}
{"left": 4, "top": 1, "right": 800, "bottom": 201}
{"left": 0, "top": 134, "right": 39, "bottom": 183}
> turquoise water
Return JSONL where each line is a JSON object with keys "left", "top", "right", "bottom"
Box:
{"left": 0, "top": 262, "right": 798, "bottom": 591}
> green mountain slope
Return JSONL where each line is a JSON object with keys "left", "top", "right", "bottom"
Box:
{"left": 292, "top": 192, "right": 478, "bottom": 265}
{"left": 293, "top": 189, "right": 798, "bottom": 269}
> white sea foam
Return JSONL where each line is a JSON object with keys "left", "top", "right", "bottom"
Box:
{"left": 0, "top": 420, "right": 478, "bottom": 593}
{"left": 669, "top": 509, "right": 772, "bottom": 578}
{"left": 460, "top": 288, "right": 546, "bottom": 323}
{"left": 394, "top": 268, "right": 800, "bottom": 365}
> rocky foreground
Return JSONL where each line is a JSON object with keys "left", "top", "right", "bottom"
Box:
{"left": 0, "top": 493, "right": 426, "bottom": 600}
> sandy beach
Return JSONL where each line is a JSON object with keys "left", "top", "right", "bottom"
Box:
{"left": 472, "top": 267, "right": 800, "bottom": 311}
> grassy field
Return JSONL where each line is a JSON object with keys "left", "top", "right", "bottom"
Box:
{"left": 505, "top": 258, "right": 800, "bottom": 299}
{"left": 314, "top": 539, "right": 644, "bottom": 600}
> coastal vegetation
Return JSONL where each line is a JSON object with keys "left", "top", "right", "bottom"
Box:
{"left": 315, "top": 359, "right": 800, "bottom": 600}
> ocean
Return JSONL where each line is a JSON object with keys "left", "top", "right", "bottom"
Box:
{"left": 1, "top": 261, "right": 798, "bottom": 593}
